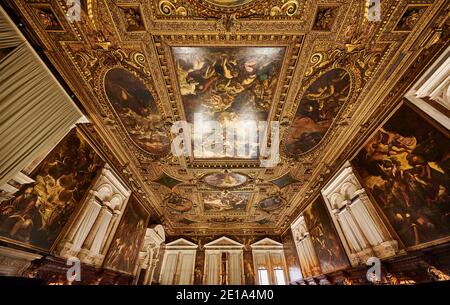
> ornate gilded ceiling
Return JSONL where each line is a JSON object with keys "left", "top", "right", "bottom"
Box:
{"left": 5, "top": 0, "right": 449, "bottom": 236}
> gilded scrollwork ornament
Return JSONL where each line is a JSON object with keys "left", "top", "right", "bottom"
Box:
{"left": 270, "top": 0, "right": 299, "bottom": 17}
{"left": 158, "top": 0, "right": 188, "bottom": 17}
{"left": 74, "top": 48, "right": 151, "bottom": 83}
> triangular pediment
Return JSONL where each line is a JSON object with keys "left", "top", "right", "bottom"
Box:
{"left": 251, "top": 238, "right": 283, "bottom": 248}
{"left": 204, "top": 236, "right": 244, "bottom": 248}
{"left": 165, "top": 238, "right": 197, "bottom": 249}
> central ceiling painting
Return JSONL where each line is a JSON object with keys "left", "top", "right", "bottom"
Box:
{"left": 172, "top": 46, "right": 285, "bottom": 159}
{"left": 202, "top": 192, "right": 250, "bottom": 212}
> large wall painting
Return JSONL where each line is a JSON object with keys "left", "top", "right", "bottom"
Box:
{"left": 243, "top": 250, "right": 255, "bottom": 285}
{"left": 104, "top": 197, "right": 149, "bottom": 274}
{"left": 281, "top": 232, "right": 302, "bottom": 282}
{"left": 104, "top": 67, "right": 170, "bottom": 155}
{"left": 202, "top": 192, "right": 250, "bottom": 212}
{"left": 0, "top": 129, "right": 104, "bottom": 250}
{"left": 303, "top": 196, "right": 349, "bottom": 274}
{"left": 285, "top": 68, "right": 351, "bottom": 155}
{"left": 194, "top": 250, "right": 205, "bottom": 285}
{"left": 172, "top": 46, "right": 285, "bottom": 159}
{"left": 352, "top": 104, "right": 450, "bottom": 248}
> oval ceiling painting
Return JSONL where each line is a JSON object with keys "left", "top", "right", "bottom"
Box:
{"left": 104, "top": 68, "right": 170, "bottom": 155}
{"left": 285, "top": 68, "right": 351, "bottom": 155}
{"left": 203, "top": 172, "right": 248, "bottom": 188}
{"left": 258, "top": 195, "right": 285, "bottom": 211}
{"left": 166, "top": 193, "right": 193, "bottom": 212}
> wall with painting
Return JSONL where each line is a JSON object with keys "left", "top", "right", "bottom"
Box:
{"left": 286, "top": 101, "right": 450, "bottom": 284}
{"left": 0, "top": 128, "right": 104, "bottom": 251}
{"left": 103, "top": 196, "right": 150, "bottom": 275}
{"left": 0, "top": 127, "right": 153, "bottom": 284}
{"left": 281, "top": 231, "right": 302, "bottom": 283}
{"left": 352, "top": 103, "right": 449, "bottom": 250}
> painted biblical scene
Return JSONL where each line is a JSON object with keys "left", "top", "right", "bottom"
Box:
{"left": 165, "top": 193, "right": 193, "bottom": 213}
{"left": 203, "top": 172, "right": 248, "bottom": 188}
{"left": 0, "top": 129, "right": 104, "bottom": 250}
{"left": 285, "top": 68, "right": 351, "bottom": 155}
{"left": 352, "top": 104, "right": 450, "bottom": 247}
{"left": 258, "top": 195, "right": 284, "bottom": 211}
{"left": 202, "top": 192, "right": 250, "bottom": 212}
{"left": 194, "top": 250, "right": 205, "bottom": 284}
{"left": 282, "top": 232, "right": 302, "bottom": 282}
{"left": 172, "top": 46, "right": 285, "bottom": 159}
{"left": 303, "top": 196, "right": 349, "bottom": 273}
{"left": 243, "top": 250, "right": 255, "bottom": 285}
{"left": 104, "top": 197, "right": 149, "bottom": 274}
{"left": 104, "top": 68, "right": 170, "bottom": 155}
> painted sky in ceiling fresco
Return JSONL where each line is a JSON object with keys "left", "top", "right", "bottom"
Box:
{"left": 104, "top": 68, "right": 170, "bottom": 155}
{"left": 285, "top": 68, "right": 351, "bottom": 155}
{"left": 202, "top": 192, "right": 250, "bottom": 212}
{"left": 172, "top": 46, "right": 285, "bottom": 159}
{"left": 203, "top": 172, "right": 248, "bottom": 188}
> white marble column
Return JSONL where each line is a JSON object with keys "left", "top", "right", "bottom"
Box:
{"left": 292, "top": 216, "right": 321, "bottom": 277}
{"left": 59, "top": 191, "right": 101, "bottom": 257}
{"left": 57, "top": 164, "right": 131, "bottom": 265}
{"left": 322, "top": 162, "right": 399, "bottom": 267}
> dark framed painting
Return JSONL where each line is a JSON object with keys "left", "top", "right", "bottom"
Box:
{"left": 281, "top": 232, "right": 302, "bottom": 282}
{"left": 352, "top": 103, "right": 450, "bottom": 248}
{"left": 270, "top": 173, "right": 298, "bottom": 189}
{"left": 104, "top": 196, "right": 150, "bottom": 274}
{"left": 0, "top": 129, "right": 104, "bottom": 251}
{"left": 285, "top": 68, "right": 351, "bottom": 155}
{"left": 258, "top": 195, "right": 285, "bottom": 211}
{"left": 303, "top": 196, "right": 350, "bottom": 274}
{"left": 243, "top": 250, "right": 255, "bottom": 285}
{"left": 104, "top": 67, "right": 170, "bottom": 155}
